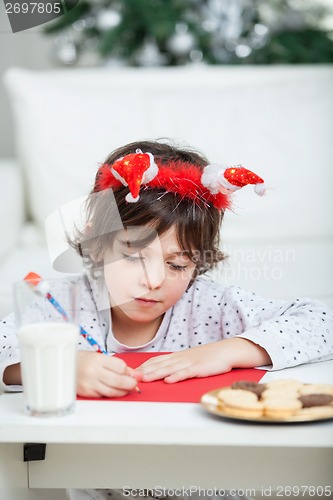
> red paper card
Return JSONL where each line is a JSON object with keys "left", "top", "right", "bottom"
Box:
{"left": 78, "top": 352, "right": 267, "bottom": 403}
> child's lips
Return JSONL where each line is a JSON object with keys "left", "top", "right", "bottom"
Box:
{"left": 134, "top": 297, "right": 160, "bottom": 306}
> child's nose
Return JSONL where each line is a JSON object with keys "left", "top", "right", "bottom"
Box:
{"left": 140, "top": 260, "right": 165, "bottom": 290}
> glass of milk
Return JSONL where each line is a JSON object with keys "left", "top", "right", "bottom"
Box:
{"left": 14, "top": 278, "right": 80, "bottom": 417}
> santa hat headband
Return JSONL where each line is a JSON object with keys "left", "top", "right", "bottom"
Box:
{"left": 94, "top": 149, "right": 265, "bottom": 210}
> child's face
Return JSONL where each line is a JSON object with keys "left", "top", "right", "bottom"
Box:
{"left": 103, "top": 226, "right": 196, "bottom": 323}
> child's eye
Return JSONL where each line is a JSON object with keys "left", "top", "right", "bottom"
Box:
{"left": 122, "top": 253, "right": 144, "bottom": 263}
{"left": 169, "top": 262, "right": 188, "bottom": 272}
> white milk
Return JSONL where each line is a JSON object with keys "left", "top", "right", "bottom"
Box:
{"left": 17, "top": 322, "right": 79, "bottom": 416}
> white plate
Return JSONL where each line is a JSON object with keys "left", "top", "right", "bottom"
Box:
{"left": 200, "top": 387, "right": 333, "bottom": 424}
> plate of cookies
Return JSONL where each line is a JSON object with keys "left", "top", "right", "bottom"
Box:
{"left": 200, "top": 379, "right": 333, "bottom": 423}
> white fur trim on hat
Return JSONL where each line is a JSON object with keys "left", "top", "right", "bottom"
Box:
{"left": 111, "top": 166, "right": 127, "bottom": 186}
{"left": 201, "top": 164, "right": 225, "bottom": 194}
{"left": 201, "top": 164, "right": 241, "bottom": 194}
{"left": 142, "top": 152, "right": 158, "bottom": 184}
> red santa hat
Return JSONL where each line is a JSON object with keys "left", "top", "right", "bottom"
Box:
{"left": 201, "top": 164, "right": 266, "bottom": 196}
{"left": 110, "top": 149, "right": 158, "bottom": 202}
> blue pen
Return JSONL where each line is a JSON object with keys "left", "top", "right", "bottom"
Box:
{"left": 24, "top": 272, "right": 141, "bottom": 392}
{"left": 24, "top": 272, "right": 108, "bottom": 355}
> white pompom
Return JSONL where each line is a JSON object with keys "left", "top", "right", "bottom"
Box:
{"left": 254, "top": 183, "right": 266, "bottom": 196}
{"left": 125, "top": 193, "right": 140, "bottom": 203}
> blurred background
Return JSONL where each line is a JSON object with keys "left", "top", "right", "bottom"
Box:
{"left": 0, "top": 0, "right": 333, "bottom": 317}
{"left": 1, "top": 0, "right": 333, "bottom": 157}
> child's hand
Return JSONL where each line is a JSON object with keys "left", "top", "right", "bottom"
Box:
{"left": 77, "top": 351, "right": 142, "bottom": 397}
{"left": 137, "top": 343, "right": 231, "bottom": 383}
{"left": 137, "top": 338, "right": 271, "bottom": 383}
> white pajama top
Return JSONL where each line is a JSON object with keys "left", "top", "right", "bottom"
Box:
{"left": 1, "top": 274, "right": 333, "bottom": 392}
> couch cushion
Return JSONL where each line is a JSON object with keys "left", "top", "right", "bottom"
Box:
{"left": 0, "top": 159, "right": 24, "bottom": 260}
{"left": 0, "top": 223, "right": 64, "bottom": 318}
{"left": 4, "top": 66, "right": 333, "bottom": 242}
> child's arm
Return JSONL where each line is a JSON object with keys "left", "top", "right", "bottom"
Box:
{"left": 138, "top": 281, "right": 333, "bottom": 383}
{"left": 2, "top": 354, "right": 141, "bottom": 397}
{"left": 138, "top": 338, "right": 271, "bottom": 383}
{"left": 0, "top": 313, "right": 22, "bottom": 392}
{"left": 3, "top": 362, "right": 21, "bottom": 385}
{"left": 76, "top": 351, "right": 141, "bottom": 397}
{"left": 3, "top": 351, "right": 140, "bottom": 397}
{"left": 1, "top": 312, "right": 140, "bottom": 397}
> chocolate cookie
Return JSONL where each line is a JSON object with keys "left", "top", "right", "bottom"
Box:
{"left": 231, "top": 380, "right": 267, "bottom": 397}
{"left": 299, "top": 393, "right": 333, "bottom": 408}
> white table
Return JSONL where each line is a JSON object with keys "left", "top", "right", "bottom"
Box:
{"left": 0, "top": 362, "right": 333, "bottom": 500}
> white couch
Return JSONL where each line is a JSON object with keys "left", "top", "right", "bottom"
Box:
{"left": 1, "top": 65, "right": 332, "bottom": 319}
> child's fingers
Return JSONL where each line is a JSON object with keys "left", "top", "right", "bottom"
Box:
{"left": 77, "top": 385, "right": 128, "bottom": 398}
{"left": 136, "top": 356, "right": 174, "bottom": 379}
{"left": 95, "top": 381, "right": 131, "bottom": 398}
{"left": 103, "top": 357, "right": 143, "bottom": 381}
{"left": 99, "top": 369, "right": 138, "bottom": 392}
{"left": 104, "top": 356, "right": 143, "bottom": 381}
{"left": 77, "top": 352, "right": 140, "bottom": 397}
{"left": 164, "top": 368, "right": 195, "bottom": 384}
{"left": 103, "top": 355, "right": 129, "bottom": 374}
{"left": 141, "top": 359, "right": 192, "bottom": 382}
{"left": 137, "top": 354, "right": 173, "bottom": 370}
{"left": 126, "top": 366, "right": 143, "bottom": 381}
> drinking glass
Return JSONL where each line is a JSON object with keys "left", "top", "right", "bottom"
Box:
{"left": 14, "top": 277, "right": 80, "bottom": 417}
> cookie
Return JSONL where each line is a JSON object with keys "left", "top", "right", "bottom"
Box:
{"left": 223, "top": 401, "right": 264, "bottom": 419}
{"left": 297, "top": 406, "right": 333, "bottom": 418}
{"left": 217, "top": 389, "right": 263, "bottom": 418}
{"left": 213, "top": 379, "right": 333, "bottom": 421}
{"left": 263, "top": 398, "right": 302, "bottom": 418}
{"left": 217, "top": 388, "right": 258, "bottom": 404}
{"left": 266, "top": 379, "right": 303, "bottom": 392}
{"left": 298, "top": 393, "right": 333, "bottom": 408}
{"left": 299, "top": 383, "right": 333, "bottom": 396}
{"left": 261, "top": 388, "right": 299, "bottom": 400}
{"left": 231, "top": 380, "right": 267, "bottom": 397}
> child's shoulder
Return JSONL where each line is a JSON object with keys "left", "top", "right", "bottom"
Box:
{"left": 46, "top": 274, "right": 95, "bottom": 301}
{"left": 184, "top": 276, "right": 237, "bottom": 303}
{"left": 47, "top": 274, "right": 88, "bottom": 289}
{"left": 190, "top": 275, "right": 225, "bottom": 294}
{"left": 177, "top": 276, "right": 249, "bottom": 315}
{"left": 187, "top": 276, "right": 257, "bottom": 302}
{"left": 190, "top": 275, "right": 243, "bottom": 294}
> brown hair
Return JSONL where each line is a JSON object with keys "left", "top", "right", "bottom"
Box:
{"left": 73, "top": 139, "right": 227, "bottom": 280}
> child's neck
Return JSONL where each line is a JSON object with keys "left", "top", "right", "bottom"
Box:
{"left": 111, "top": 307, "right": 163, "bottom": 347}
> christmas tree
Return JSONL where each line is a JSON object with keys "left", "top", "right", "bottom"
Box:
{"left": 44, "top": 0, "right": 333, "bottom": 66}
